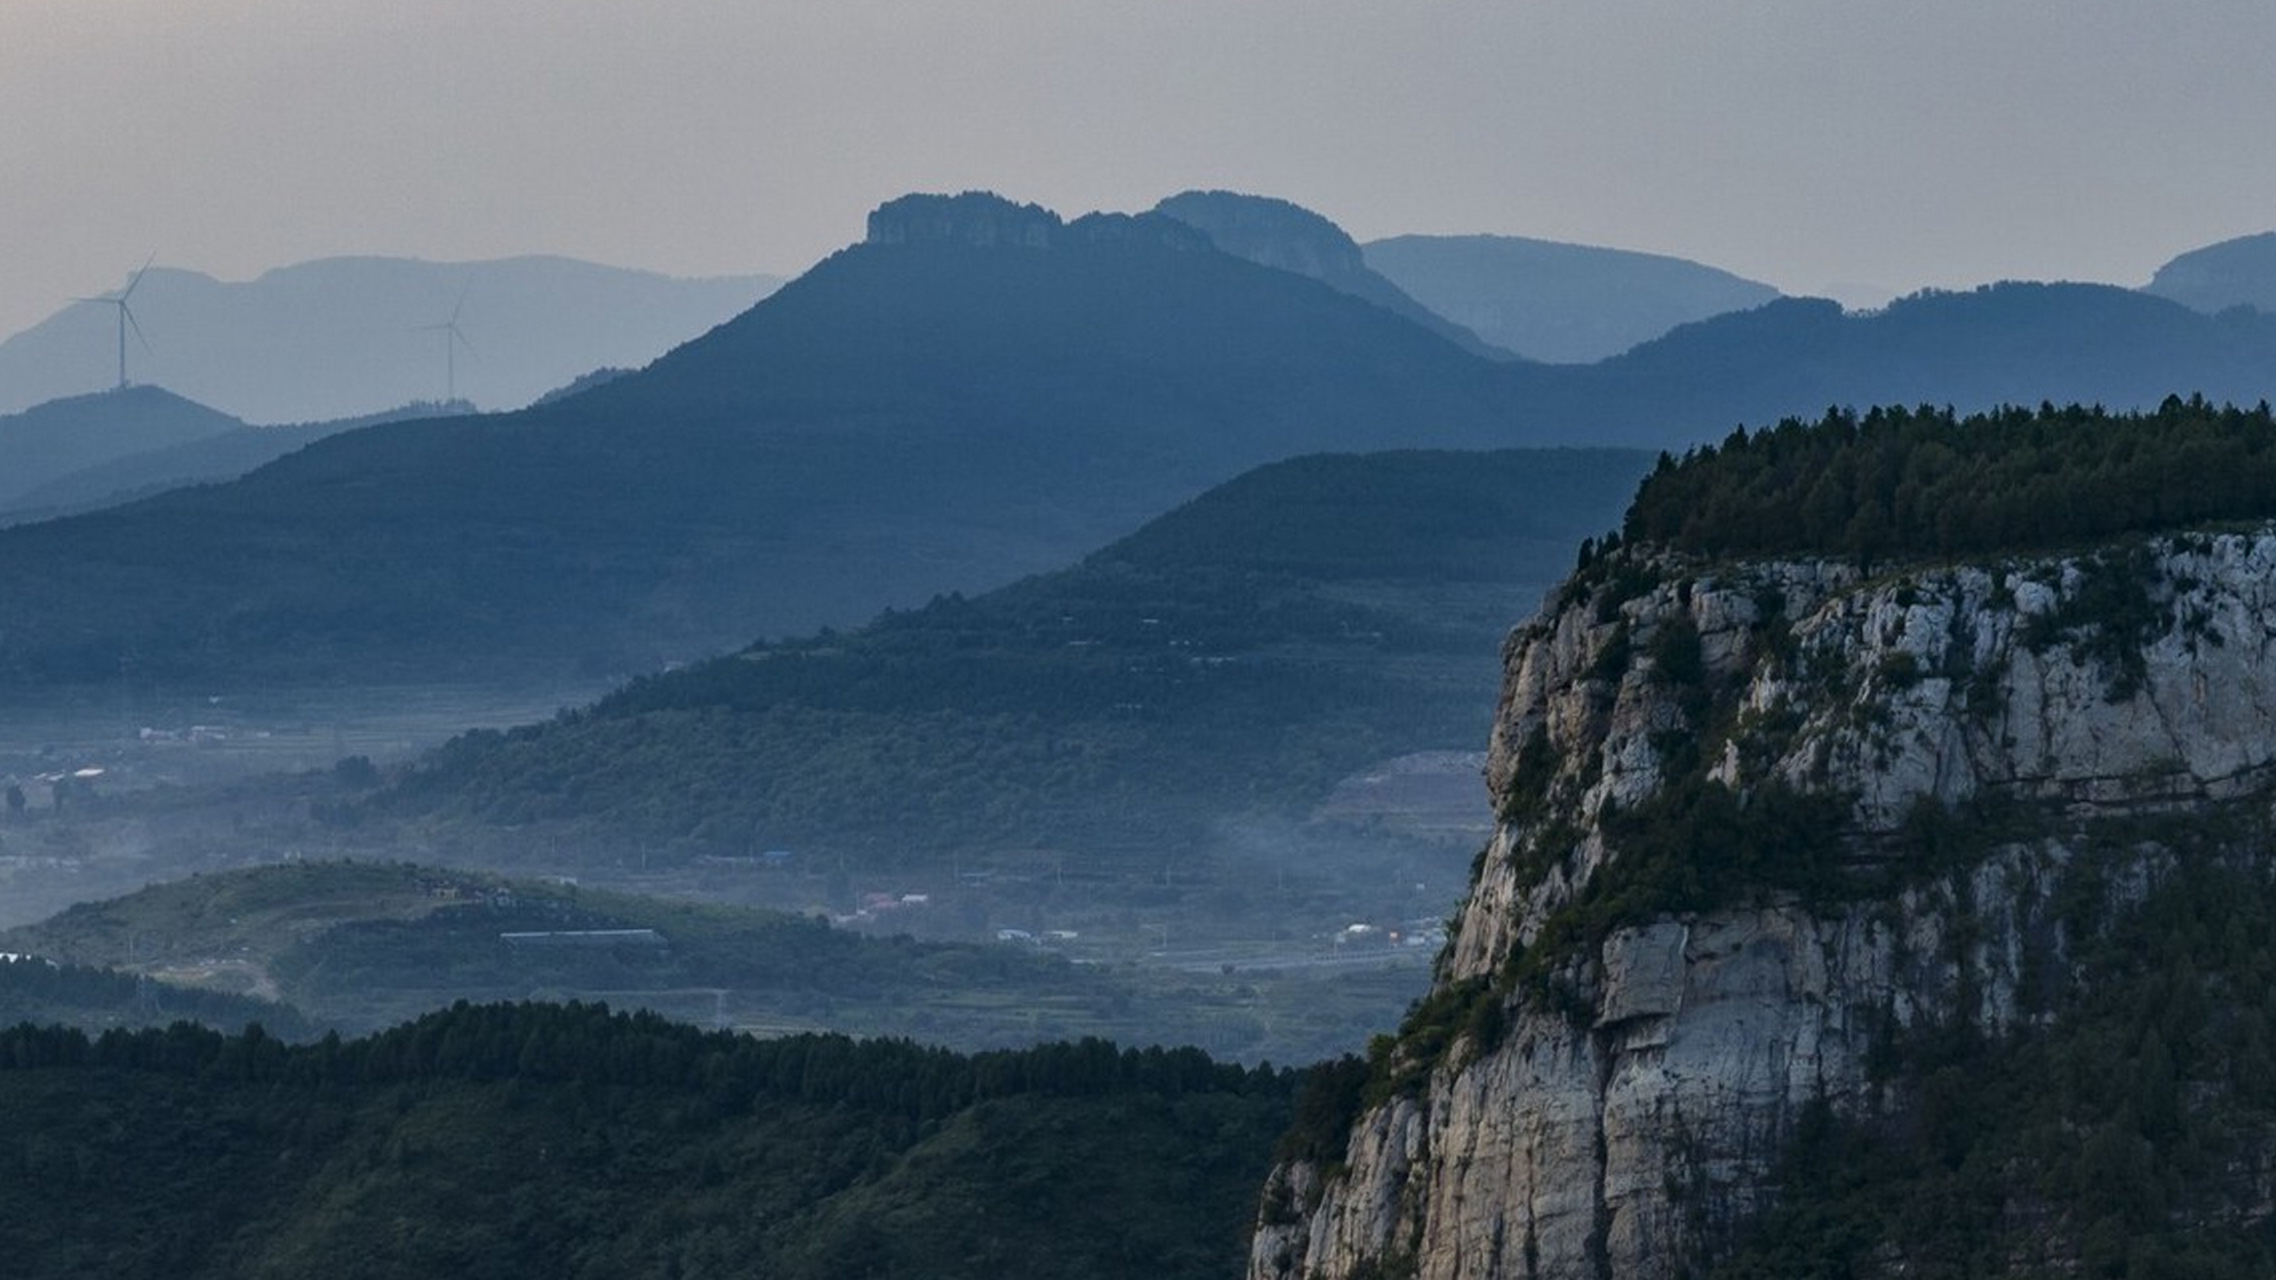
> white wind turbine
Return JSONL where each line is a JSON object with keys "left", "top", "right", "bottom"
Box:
{"left": 76, "top": 254, "right": 157, "bottom": 391}
{"left": 417, "top": 283, "right": 477, "bottom": 406}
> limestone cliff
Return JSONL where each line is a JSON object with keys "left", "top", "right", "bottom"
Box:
{"left": 865, "top": 191, "right": 1210, "bottom": 253}
{"left": 1253, "top": 529, "right": 2276, "bottom": 1278}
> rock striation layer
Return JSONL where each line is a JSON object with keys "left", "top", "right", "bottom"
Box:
{"left": 1253, "top": 528, "right": 2276, "bottom": 1279}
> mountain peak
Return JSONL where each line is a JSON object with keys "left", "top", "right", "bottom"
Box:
{"left": 864, "top": 191, "right": 1211, "bottom": 253}
{"left": 1151, "top": 190, "right": 1365, "bottom": 278}
{"left": 1152, "top": 190, "right": 1511, "bottom": 359}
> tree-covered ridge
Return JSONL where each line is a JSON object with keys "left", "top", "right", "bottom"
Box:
{"left": 381, "top": 449, "right": 1649, "bottom": 862}
{"left": 1620, "top": 396, "right": 2276, "bottom": 564}
{"left": 0, "top": 1001, "right": 1296, "bottom": 1280}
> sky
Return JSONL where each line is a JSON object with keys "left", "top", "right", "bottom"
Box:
{"left": 6, "top": 0, "right": 2276, "bottom": 342}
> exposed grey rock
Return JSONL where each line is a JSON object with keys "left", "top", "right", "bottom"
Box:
{"left": 1255, "top": 529, "right": 2276, "bottom": 1280}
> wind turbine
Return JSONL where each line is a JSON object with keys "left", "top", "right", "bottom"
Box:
{"left": 416, "top": 283, "right": 476, "bottom": 406}
{"left": 76, "top": 254, "right": 156, "bottom": 391}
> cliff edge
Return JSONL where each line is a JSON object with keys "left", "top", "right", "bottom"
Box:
{"left": 1256, "top": 404, "right": 2276, "bottom": 1277}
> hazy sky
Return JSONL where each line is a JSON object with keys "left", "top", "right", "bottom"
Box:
{"left": 7, "top": 0, "right": 2275, "bottom": 341}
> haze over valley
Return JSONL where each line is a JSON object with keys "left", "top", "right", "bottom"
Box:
{"left": 11, "top": 183, "right": 2276, "bottom": 1073}
{"left": 11, "top": 4, "right": 2276, "bottom": 1271}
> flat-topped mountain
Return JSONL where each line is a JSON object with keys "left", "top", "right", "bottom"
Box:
{"left": 374, "top": 447, "right": 1649, "bottom": 886}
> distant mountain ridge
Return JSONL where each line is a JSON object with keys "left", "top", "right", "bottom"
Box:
{"left": 4, "top": 192, "right": 2276, "bottom": 691}
{"left": 1555, "top": 282, "right": 2276, "bottom": 440}
{"left": 0, "top": 194, "right": 1531, "bottom": 688}
{"left": 0, "top": 386, "right": 241, "bottom": 509}
{"left": 2145, "top": 231, "right": 2276, "bottom": 315}
{"left": 1362, "top": 232, "right": 1783, "bottom": 363}
{"left": 0, "top": 399, "right": 464, "bottom": 527}
{"left": 0, "top": 256, "right": 780, "bottom": 423}
{"left": 1151, "top": 191, "right": 1510, "bottom": 360}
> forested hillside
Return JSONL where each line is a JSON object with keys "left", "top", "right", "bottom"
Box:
{"left": 379, "top": 449, "right": 1650, "bottom": 865}
{"left": 0, "top": 1001, "right": 1296, "bottom": 1280}
{"left": 0, "top": 958, "right": 317, "bottom": 1039}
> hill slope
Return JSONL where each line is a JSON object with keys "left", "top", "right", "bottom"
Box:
{"left": 377, "top": 448, "right": 1650, "bottom": 871}
{"left": 6, "top": 198, "right": 2276, "bottom": 692}
{"left": 0, "top": 386, "right": 242, "bottom": 508}
{"left": 0, "top": 401, "right": 463, "bottom": 525}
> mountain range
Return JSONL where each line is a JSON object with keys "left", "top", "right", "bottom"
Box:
{"left": 0, "top": 256, "right": 779, "bottom": 423}
{"left": 2, "top": 193, "right": 2276, "bottom": 694}
{"left": 0, "top": 195, "right": 1532, "bottom": 688}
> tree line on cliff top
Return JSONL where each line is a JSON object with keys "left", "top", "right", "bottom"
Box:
{"left": 1617, "top": 395, "right": 2276, "bottom": 564}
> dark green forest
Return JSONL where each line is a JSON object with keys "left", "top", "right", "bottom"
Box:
{"left": 0, "top": 1001, "right": 1296, "bottom": 1280}
{"left": 0, "top": 958, "right": 317, "bottom": 1040}
{"left": 1621, "top": 396, "right": 2276, "bottom": 563}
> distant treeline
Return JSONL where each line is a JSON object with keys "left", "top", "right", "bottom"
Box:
{"left": 0, "top": 999, "right": 1283, "bottom": 1113}
{"left": 1618, "top": 396, "right": 2276, "bottom": 563}
{"left": 0, "top": 1000, "right": 1297, "bottom": 1280}
{"left": 0, "top": 958, "right": 315, "bottom": 1040}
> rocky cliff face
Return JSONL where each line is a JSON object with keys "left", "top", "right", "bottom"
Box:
{"left": 865, "top": 192, "right": 1210, "bottom": 253}
{"left": 1254, "top": 529, "right": 2276, "bottom": 1279}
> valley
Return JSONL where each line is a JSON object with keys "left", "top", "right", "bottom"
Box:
{"left": 9, "top": 182, "right": 2276, "bottom": 1277}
